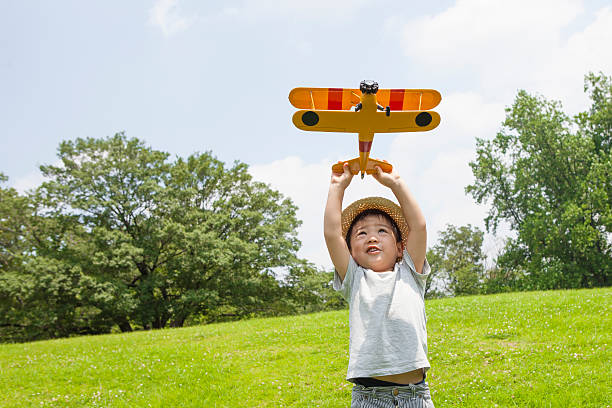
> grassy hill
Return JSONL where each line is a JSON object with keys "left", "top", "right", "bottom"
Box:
{"left": 1, "top": 288, "right": 610, "bottom": 407}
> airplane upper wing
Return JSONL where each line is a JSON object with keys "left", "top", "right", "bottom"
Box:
{"left": 292, "top": 110, "right": 440, "bottom": 133}
{"left": 289, "top": 88, "right": 361, "bottom": 110}
{"left": 375, "top": 89, "right": 441, "bottom": 111}
{"left": 289, "top": 88, "right": 441, "bottom": 111}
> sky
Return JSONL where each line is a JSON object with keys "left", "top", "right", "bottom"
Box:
{"left": 1, "top": 0, "right": 611, "bottom": 269}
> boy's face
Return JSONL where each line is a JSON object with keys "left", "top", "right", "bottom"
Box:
{"left": 349, "top": 214, "right": 403, "bottom": 272}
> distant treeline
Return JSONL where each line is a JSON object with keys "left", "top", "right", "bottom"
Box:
{"left": 1, "top": 73, "right": 610, "bottom": 343}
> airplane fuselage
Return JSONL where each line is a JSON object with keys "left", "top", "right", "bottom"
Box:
{"left": 357, "top": 92, "right": 378, "bottom": 177}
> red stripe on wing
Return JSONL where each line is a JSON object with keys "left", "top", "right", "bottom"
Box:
{"left": 328, "top": 88, "right": 343, "bottom": 110}
{"left": 389, "top": 89, "right": 405, "bottom": 110}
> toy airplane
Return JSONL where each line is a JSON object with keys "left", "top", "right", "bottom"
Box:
{"left": 289, "top": 80, "right": 441, "bottom": 178}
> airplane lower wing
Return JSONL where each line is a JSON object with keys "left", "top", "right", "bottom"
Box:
{"left": 292, "top": 110, "right": 440, "bottom": 133}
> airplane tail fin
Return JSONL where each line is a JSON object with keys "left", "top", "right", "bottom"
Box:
{"left": 332, "top": 157, "right": 392, "bottom": 177}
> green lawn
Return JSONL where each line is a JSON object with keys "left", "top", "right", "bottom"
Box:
{"left": 1, "top": 288, "right": 610, "bottom": 407}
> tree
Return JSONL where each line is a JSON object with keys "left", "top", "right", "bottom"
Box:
{"left": 281, "top": 261, "right": 346, "bottom": 313}
{"left": 28, "top": 133, "right": 302, "bottom": 333}
{"left": 427, "top": 224, "right": 485, "bottom": 296}
{"left": 466, "top": 73, "right": 612, "bottom": 289}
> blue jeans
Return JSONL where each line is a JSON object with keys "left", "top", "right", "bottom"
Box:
{"left": 351, "top": 381, "right": 434, "bottom": 408}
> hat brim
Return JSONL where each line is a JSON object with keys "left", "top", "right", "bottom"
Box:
{"left": 341, "top": 197, "right": 409, "bottom": 246}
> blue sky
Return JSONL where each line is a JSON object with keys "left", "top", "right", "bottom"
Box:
{"left": 2, "top": 0, "right": 611, "bottom": 268}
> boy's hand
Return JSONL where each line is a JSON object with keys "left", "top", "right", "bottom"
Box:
{"left": 330, "top": 163, "right": 353, "bottom": 190}
{"left": 372, "top": 166, "right": 401, "bottom": 189}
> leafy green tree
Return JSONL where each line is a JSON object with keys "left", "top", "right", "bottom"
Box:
{"left": 281, "top": 261, "right": 345, "bottom": 313}
{"left": 32, "top": 133, "right": 302, "bottom": 332}
{"left": 427, "top": 224, "right": 485, "bottom": 296}
{"left": 466, "top": 73, "right": 611, "bottom": 289}
{"left": 423, "top": 248, "right": 444, "bottom": 298}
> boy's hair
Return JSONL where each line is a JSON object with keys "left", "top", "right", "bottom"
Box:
{"left": 345, "top": 209, "right": 402, "bottom": 251}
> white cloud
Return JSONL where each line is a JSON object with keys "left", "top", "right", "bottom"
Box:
{"left": 418, "top": 148, "right": 487, "bottom": 240}
{"left": 440, "top": 92, "right": 505, "bottom": 139}
{"left": 541, "top": 6, "right": 612, "bottom": 112}
{"left": 11, "top": 171, "right": 47, "bottom": 194}
{"left": 399, "top": 0, "right": 612, "bottom": 113}
{"left": 401, "top": 0, "right": 581, "bottom": 70}
{"left": 250, "top": 157, "right": 330, "bottom": 268}
{"left": 386, "top": 91, "right": 506, "bottom": 177}
{"left": 148, "top": 0, "right": 196, "bottom": 36}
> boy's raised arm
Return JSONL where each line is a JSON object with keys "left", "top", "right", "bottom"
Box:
{"left": 324, "top": 164, "right": 353, "bottom": 281}
{"left": 373, "top": 167, "right": 427, "bottom": 273}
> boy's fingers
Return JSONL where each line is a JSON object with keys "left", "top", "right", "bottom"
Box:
{"left": 344, "top": 163, "right": 354, "bottom": 177}
{"left": 332, "top": 164, "right": 345, "bottom": 176}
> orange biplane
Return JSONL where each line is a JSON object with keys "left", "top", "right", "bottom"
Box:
{"left": 289, "top": 80, "right": 441, "bottom": 178}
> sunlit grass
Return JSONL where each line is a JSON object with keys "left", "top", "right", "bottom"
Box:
{"left": 1, "top": 288, "right": 610, "bottom": 407}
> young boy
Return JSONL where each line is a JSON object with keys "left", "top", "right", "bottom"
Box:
{"left": 324, "top": 163, "right": 434, "bottom": 408}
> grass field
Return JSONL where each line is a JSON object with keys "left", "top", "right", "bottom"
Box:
{"left": 1, "top": 288, "right": 610, "bottom": 407}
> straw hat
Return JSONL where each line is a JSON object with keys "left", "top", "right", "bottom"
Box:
{"left": 341, "top": 197, "right": 409, "bottom": 246}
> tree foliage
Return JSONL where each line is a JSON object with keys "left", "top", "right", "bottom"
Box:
{"left": 0, "top": 173, "right": 30, "bottom": 271}
{"left": 466, "top": 73, "right": 612, "bottom": 289}
{"left": 426, "top": 224, "right": 485, "bottom": 297}
{"left": 281, "top": 261, "right": 345, "bottom": 313}
{"left": 1, "top": 135, "right": 333, "bottom": 342}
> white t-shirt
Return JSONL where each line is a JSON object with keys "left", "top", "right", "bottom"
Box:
{"left": 333, "top": 249, "right": 431, "bottom": 381}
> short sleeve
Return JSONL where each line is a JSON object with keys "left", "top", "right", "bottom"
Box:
{"left": 333, "top": 255, "right": 358, "bottom": 301}
{"left": 402, "top": 249, "right": 431, "bottom": 294}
